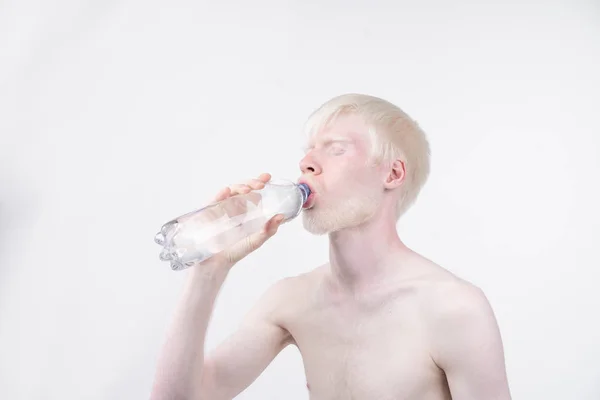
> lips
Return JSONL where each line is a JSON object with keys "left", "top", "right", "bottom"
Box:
{"left": 303, "top": 192, "right": 315, "bottom": 209}
{"left": 298, "top": 179, "right": 316, "bottom": 208}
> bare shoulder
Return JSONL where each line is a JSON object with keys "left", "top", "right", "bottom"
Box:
{"left": 406, "top": 253, "right": 501, "bottom": 347}
{"left": 406, "top": 254, "right": 495, "bottom": 321}
{"left": 255, "top": 265, "right": 324, "bottom": 321}
{"left": 423, "top": 276, "right": 499, "bottom": 343}
{"left": 408, "top": 258, "right": 511, "bottom": 397}
{"left": 411, "top": 256, "right": 506, "bottom": 366}
{"left": 269, "top": 264, "right": 323, "bottom": 297}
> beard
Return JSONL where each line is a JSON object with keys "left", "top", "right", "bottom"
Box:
{"left": 301, "top": 189, "right": 382, "bottom": 235}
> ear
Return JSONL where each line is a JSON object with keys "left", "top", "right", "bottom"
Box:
{"left": 383, "top": 159, "right": 406, "bottom": 189}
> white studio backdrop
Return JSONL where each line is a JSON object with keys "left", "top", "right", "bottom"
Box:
{"left": 1, "top": 1, "right": 599, "bottom": 399}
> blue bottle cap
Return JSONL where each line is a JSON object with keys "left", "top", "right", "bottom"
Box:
{"left": 298, "top": 183, "right": 311, "bottom": 205}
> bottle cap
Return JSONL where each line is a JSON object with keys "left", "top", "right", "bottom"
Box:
{"left": 298, "top": 183, "right": 311, "bottom": 205}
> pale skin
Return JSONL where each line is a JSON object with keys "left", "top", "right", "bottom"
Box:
{"left": 150, "top": 114, "right": 512, "bottom": 400}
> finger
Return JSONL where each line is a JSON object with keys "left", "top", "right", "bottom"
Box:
{"left": 247, "top": 215, "right": 283, "bottom": 251}
{"left": 257, "top": 173, "right": 271, "bottom": 183}
{"left": 264, "top": 214, "right": 285, "bottom": 235}
{"left": 245, "top": 192, "right": 262, "bottom": 206}
{"left": 245, "top": 178, "right": 266, "bottom": 190}
{"left": 229, "top": 183, "right": 252, "bottom": 195}
{"left": 213, "top": 187, "right": 231, "bottom": 202}
{"left": 225, "top": 214, "right": 285, "bottom": 263}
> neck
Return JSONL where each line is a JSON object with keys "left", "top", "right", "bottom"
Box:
{"left": 326, "top": 206, "right": 411, "bottom": 295}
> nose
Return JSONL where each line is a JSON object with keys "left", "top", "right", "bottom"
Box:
{"left": 299, "top": 153, "right": 322, "bottom": 175}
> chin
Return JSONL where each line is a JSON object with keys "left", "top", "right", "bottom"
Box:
{"left": 301, "top": 210, "right": 332, "bottom": 235}
{"left": 301, "top": 196, "right": 380, "bottom": 235}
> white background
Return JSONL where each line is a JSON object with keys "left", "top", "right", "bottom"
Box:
{"left": 1, "top": 1, "right": 599, "bottom": 399}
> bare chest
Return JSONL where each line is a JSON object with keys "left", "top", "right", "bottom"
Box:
{"left": 284, "top": 295, "right": 449, "bottom": 400}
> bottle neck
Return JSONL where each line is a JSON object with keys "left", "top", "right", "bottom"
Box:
{"left": 298, "top": 183, "right": 311, "bottom": 205}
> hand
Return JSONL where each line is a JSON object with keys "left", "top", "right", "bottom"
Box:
{"left": 198, "top": 173, "right": 285, "bottom": 269}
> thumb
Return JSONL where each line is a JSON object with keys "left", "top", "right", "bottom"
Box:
{"left": 226, "top": 214, "right": 285, "bottom": 264}
{"left": 245, "top": 213, "right": 286, "bottom": 251}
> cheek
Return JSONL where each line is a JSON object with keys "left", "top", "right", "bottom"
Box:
{"left": 332, "top": 153, "right": 364, "bottom": 173}
{"left": 320, "top": 154, "right": 371, "bottom": 190}
{"left": 324, "top": 171, "right": 371, "bottom": 196}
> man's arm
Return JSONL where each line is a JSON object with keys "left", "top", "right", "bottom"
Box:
{"left": 150, "top": 174, "right": 288, "bottom": 400}
{"left": 429, "top": 283, "right": 512, "bottom": 400}
{"left": 198, "top": 277, "right": 293, "bottom": 399}
{"left": 150, "top": 265, "right": 292, "bottom": 400}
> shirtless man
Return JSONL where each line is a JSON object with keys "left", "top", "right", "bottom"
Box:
{"left": 150, "top": 94, "right": 512, "bottom": 400}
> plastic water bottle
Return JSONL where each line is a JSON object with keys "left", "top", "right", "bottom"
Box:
{"left": 154, "top": 179, "right": 311, "bottom": 271}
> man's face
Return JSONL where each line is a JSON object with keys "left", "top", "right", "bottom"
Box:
{"left": 298, "top": 114, "right": 385, "bottom": 235}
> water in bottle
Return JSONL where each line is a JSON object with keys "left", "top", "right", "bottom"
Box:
{"left": 154, "top": 179, "right": 311, "bottom": 270}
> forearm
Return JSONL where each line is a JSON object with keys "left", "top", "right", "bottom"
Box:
{"left": 150, "top": 262, "right": 231, "bottom": 400}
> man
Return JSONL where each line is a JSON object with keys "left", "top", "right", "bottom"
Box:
{"left": 150, "top": 94, "right": 512, "bottom": 400}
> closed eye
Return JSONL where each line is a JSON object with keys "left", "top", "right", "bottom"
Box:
{"left": 302, "top": 139, "right": 352, "bottom": 155}
{"left": 328, "top": 143, "right": 347, "bottom": 155}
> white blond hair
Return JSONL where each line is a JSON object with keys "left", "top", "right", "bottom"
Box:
{"left": 303, "top": 93, "right": 431, "bottom": 220}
